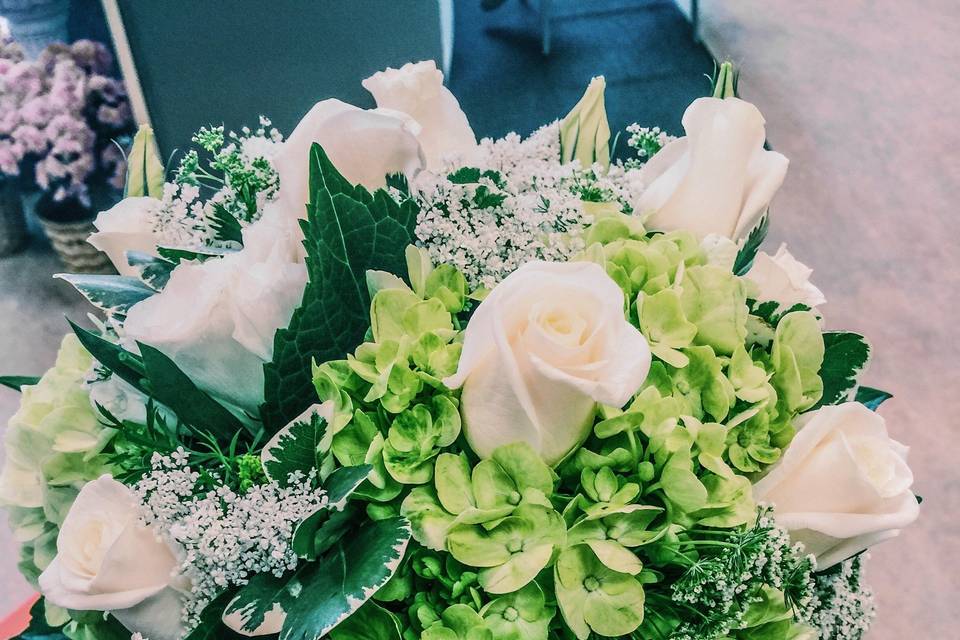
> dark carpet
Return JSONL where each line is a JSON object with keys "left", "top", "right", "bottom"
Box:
{"left": 449, "top": 0, "right": 717, "bottom": 154}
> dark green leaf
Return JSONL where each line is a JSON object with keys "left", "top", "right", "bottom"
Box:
{"left": 14, "top": 598, "right": 66, "bottom": 640}
{"left": 126, "top": 251, "right": 175, "bottom": 290}
{"left": 182, "top": 589, "right": 247, "bottom": 640}
{"left": 262, "top": 407, "right": 329, "bottom": 486}
{"left": 69, "top": 320, "right": 147, "bottom": 393}
{"left": 223, "top": 568, "right": 308, "bottom": 636}
{"left": 260, "top": 144, "right": 416, "bottom": 433}
{"left": 855, "top": 386, "right": 892, "bottom": 411}
{"left": 0, "top": 375, "right": 40, "bottom": 391}
{"left": 280, "top": 516, "right": 412, "bottom": 640}
{"left": 209, "top": 202, "right": 244, "bottom": 244}
{"left": 56, "top": 274, "right": 155, "bottom": 315}
{"left": 138, "top": 342, "right": 251, "bottom": 441}
{"left": 157, "top": 245, "right": 234, "bottom": 264}
{"left": 816, "top": 332, "right": 871, "bottom": 408}
{"left": 292, "top": 466, "right": 371, "bottom": 559}
{"left": 733, "top": 214, "right": 769, "bottom": 275}
{"left": 324, "top": 464, "right": 373, "bottom": 507}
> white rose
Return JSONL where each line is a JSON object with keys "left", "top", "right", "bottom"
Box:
{"left": 362, "top": 60, "right": 476, "bottom": 170}
{"left": 271, "top": 98, "right": 425, "bottom": 224}
{"left": 88, "top": 196, "right": 163, "bottom": 276}
{"left": 444, "top": 261, "right": 651, "bottom": 465}
{"left": 754, "top": 402, "right": 919, "bottom": 569}
{"left": 39, "top": 475, "right": 186, "bottom": 640}
{"left": 638, "top": 97, "right": 789, "bottom": 240}
{"left": 123, "top": 211, "right": 307, "bottom": 416}
{"left": 746, "top": 243, "right": 826, "bottom": 310}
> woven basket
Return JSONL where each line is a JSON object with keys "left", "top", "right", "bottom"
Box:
{"left": 0, "top": 179, "right": 28, "bottom": 257}
{"left": 37, "top": 216, "right": 113, "bottom": 273}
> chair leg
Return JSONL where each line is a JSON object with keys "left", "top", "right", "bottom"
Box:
{"left": 691, "top": 0, "right": 700, "bottom": 42}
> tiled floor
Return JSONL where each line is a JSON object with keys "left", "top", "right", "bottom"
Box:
{"left": 685, "top": 1, "right": 960, "bottom": 637}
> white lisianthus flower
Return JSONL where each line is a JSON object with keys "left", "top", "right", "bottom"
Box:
{"left": 444, "top": 261, "right": 651, "bottom": 465}
{"left": 123, "top": 211, "right": 307, "bottom": 416}
{"left": 754, "top": 402, "right": 919, "bottom": 569}
{"left": 88, "top": 196, "right": 163, "bottom": 276}
{"left": 270, "top": 98, "right": 425, "bottom": 224}
{"left": 39, "top": 475, "right": 186, "bottom": 640}
{"left": 638, "top": 97, "right": 789, "bottom": 240}
{"left": 746, "top": 243, "right": 826, "bottom": 310}
{"left": 362, "top": 60, "right": 476, "bottom": 170}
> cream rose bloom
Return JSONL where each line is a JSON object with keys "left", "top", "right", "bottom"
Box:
{"left": 39, "top": 475, "right": 186, "bottom": 640}
{"left": 444, "top": 261, "right": 651, "bottom": 465}
{"left": 746, "top": 243, "right": 826, "bottom": 310}
{"left": 362, "top": 60, "right": 476, "bottom": 170}
{"left": 270, "top": 98, "right": 425, "bottom": 225}
{"left": 638, "top": 97, "right": 789, "bottom": 240}
{"left": 123, "top": 212, "right": 307, "bottom": 416}
{"left": 754, "top": 402, "right": 919, "bottom": 569}
{"left": 88, "top": 196, "right": 163, "bottom": 276}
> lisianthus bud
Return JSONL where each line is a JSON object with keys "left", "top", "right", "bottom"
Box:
{"left": 560, "top": 76, "right": 611, "bottom": 172}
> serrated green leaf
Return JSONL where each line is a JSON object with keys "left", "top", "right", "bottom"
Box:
{"left": 138, "top": 341, "right": 251, "bottom": 441}
{"left": 855, "top": 386, "right": 892, "bottom": 411}
{"left": 260, "top": 144, "right": 417, "bottom": 433}
{"left": 816, "top": 332, "right": 871, "bottom": 408}
{"left": 0, "top": 375, "right": 40, "bottom": 391}
{"left": 209, "top": 202, "right": 244, "bottom": 244}
{"left": 280, "top": 517, "right": 412, "bottom": 640}
{"left": 733, "top": 214, "right": 769, "bottom": 275}
{"left": 56, "top": 273, "right": 155, "bottom": 316}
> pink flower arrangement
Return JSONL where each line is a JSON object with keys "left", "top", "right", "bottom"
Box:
{"left": 0, "top": 37, "right": 134, "bottom": 210}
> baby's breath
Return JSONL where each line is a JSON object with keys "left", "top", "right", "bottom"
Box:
{"left": 135, "top": 450, "right": 327, "bottom": 628}
{"left": 414, "top": 122, "right": 644, "bottom": 289}
{"left": 803, "top": 555, "right": 876, "bottom": 640}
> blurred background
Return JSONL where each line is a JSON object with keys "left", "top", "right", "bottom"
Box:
{"left": 0, "top": 1, "right": 956, "bottom": 637}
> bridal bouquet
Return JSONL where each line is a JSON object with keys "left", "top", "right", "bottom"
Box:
{"left": 1, "top": 61, "right": 919, "bottom": 640}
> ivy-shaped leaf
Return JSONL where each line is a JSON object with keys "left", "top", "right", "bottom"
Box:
{"left": 733, "top": 214, "right": 769, "bottom": 275}
{"left": 261, "top": 405, "right": 329, "bottom": 486}
{"left": 855, "top": 386, "right": 892, "bottom": 411}
{"left": 260, "top": 144, "right": 417, "bottom": 433}
{"left": 280, "top": 516, "right": 411, "bottom": 640}
{"left": 222, "top": 569, "right": 307, "bottom": 637}
{"left": 56, "top": 274, "right": 156, "bottom": 316}
{"left": 815, "top": 332, "right": 871, "bottom": 408}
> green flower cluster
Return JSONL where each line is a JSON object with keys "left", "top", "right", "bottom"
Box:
{"left": 0, "top": 335, "right": 114, "bottom": 623}
{"left": 579, "top": 208, "right": 825, "bottom": 475}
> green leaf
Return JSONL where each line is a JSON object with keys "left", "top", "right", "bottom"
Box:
{"left": 184, "top": 589, "right": 248, "bottom": 640}
{"left": 329, "top": 601, "right": 403, "bottom": 640}
{"left": 816, "top": 332, "right": 871, "bottom": 408}
{"left": 733, "top": 214, "right": 769, "bottom": 275}
{"left": 224, "top": 570, "right": 303, "bottom": 636}
{"left": 138, "top": 341, "right": 250, "bottom": 441}
{"left": 855, "top": 386, "right": 892, "bottom": 411}
{"left": 55, "top": 274, "right": 155, "bottom": 315}
{"left": 156, "top": 245, "right": 234, "bottom": 264}
{"left": 260, "top": 144, "right": 417, "bottom": 433}
{"left": 0, "top": 375, "right": 40, "bottom": 391}
{"left": 126, "top": 251, "right": 175, "bottom": 290}
{"left": 261, "top": 405, "right": 329, "bottom": 486}
{"left": 280, "top": 517, "right": 411, "bottom": 640}
{"left": 68, "top": 320, "right": 147, "bottom": 393}
{"left": 14, "top": 598, "right": 68, "bottom": 640}
{"left": 209, "top": 202, "right": 244, "bottom": 244}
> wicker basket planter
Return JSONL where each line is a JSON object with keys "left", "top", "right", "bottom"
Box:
{"left": 34, "top": 193, "right": 113, "bottom": 273}
{"left": 0, "top": 178, "right": 29, "bottom": 257}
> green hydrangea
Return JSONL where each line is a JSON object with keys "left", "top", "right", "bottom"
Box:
{"left": 0, "top": 335, "right": 114, "bottom": 594}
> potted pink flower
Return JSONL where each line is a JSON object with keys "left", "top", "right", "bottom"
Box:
{"left": 0, "top": 36, "right": 36, "bottom": 256}
{"left": 8, "top": 39, "right": 134, "bottom": 270}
